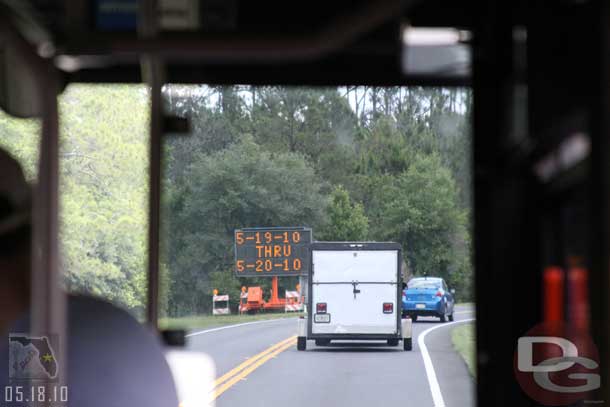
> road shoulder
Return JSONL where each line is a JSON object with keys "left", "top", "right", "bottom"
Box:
{"left": 419, "top": 309, "right": 476, "bottom": 407}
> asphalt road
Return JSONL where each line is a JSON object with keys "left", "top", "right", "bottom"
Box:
{"left": 187, "top": 306, "right": 475, "bottom": 407}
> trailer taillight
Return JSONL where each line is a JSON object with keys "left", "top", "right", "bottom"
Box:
{"left": 383, "top": 303, "right": 394, "bottom": 314}
{"left": 316, "top": 303, "right": 327, "bottom": 313}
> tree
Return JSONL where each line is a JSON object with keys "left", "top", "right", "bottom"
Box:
{"left": 0, "top": 111, "right": 40, "bottom": 180}
{"left": 356, "top": 116, "right": 413, "bottom": 176}
{"left": 164, "top": 85, "right": 250, "bottom": 182}
{"left": 1, "top": 86, "right": 151, "bottom": 316}
{"left": 166, "top": 137, "right": 327, "bottom": 316}
{"left": 251, "top": 87, "right": 360, "bottom": 187}
{"left": 1, "top": 83, "right": 476, "bottom": 316}
{"left": 58, "top": 85, "right": 150, "bottom": 315}
{"left": 375, "top": 153, "right": 469, "bottom": 287}
{"left": 319, "top": 185, "right": 368, "bottom": 241}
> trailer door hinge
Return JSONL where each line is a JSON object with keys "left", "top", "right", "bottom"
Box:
{"left": 352, "top": 281, "right": 360, "bottom": 299}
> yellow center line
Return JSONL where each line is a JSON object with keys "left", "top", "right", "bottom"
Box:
{"left": 214, "top": 336, "right": 296, "bottom": 388}
{"left": 211, "top": 337, "right": 297, "bottom": 400}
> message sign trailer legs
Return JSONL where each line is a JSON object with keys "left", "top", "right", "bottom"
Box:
{"left": 240, "top": 276, "right": 303, "bottom": 313}
{"left": 263, "top": 276, "right": 286, "bottom": 311}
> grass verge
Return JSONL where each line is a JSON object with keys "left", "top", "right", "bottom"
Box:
{"left": 159, "top": 312, "right": 303, "bottom": 331}
{"left": 451, "top": 322, "right": 476, "bottom": 378}
{"left": 455, "top": 302, "right": 474, "bottom": 308}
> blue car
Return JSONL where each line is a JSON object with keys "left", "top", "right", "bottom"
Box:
{"left": 402, "top": 277, "right": 455, "bottom": 322}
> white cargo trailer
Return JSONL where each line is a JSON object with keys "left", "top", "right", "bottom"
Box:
{"left": 296, "top": 242, "right": 412, "bottom": 351}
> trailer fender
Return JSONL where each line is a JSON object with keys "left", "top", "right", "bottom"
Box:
{"left": 297, "top": 317, "right": 307, "bottom": 337}
{"left": 401, "top": 317, "right": 412, "bottom": 339}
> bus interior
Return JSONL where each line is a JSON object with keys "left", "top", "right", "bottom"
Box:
{"left": 1, "top": 1, "right": 609, "bottom": 407}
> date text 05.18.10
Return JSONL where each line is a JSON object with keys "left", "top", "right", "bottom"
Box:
{"left": 5, "top": 385, "right": 68, "bottom": 404}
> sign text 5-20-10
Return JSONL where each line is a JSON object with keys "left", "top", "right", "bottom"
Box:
{"left": 237, "top": 258, "right": 302, "bottom": 273}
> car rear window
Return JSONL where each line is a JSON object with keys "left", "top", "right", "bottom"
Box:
{"left": 408, "top": 279, "right": 441, "bottom": 289}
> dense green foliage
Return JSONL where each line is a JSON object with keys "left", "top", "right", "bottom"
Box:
{"left": 165, "top": 138, "right": 326, "bottom": 315}
{"left": 452, "top": 322, "right": 477, "bottom": 377}
{"left": 164, "top": 86, "right": 473, "bottom": 316}
{"left": 0, "top": 84, "right": 473, "bottom": 318}
{"left": 0, "top": 85, "right": 150, "bottom": 317}
{"left": 319, "top": 185, "right": 369, "bottom": 241}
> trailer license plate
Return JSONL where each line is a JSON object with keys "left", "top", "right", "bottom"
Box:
{"left": 416, "top": 303, "right": 426, "bottom": 309}
{"left": 314, "top": 313, "right": 330, "bottom": 323}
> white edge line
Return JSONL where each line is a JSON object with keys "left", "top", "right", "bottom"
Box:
{"left": 187, "top": 310, "right": 474, "bottom": 337}
{"left": 418, "top": 314, "right": 476, "bottom": 407}
{"left": 186, "top": 318, "right": 295, "bottom": 337}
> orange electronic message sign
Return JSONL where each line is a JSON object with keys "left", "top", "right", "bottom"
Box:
{"left": 234, "top": 227, "right": 312, "bottom": 277}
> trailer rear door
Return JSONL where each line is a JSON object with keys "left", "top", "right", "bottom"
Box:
{"left": 311, "top": 248, "right": 399, "bottom": 335}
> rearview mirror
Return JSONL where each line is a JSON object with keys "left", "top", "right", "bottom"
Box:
{"left": 450, "top": 289, "right": 455, "bottom": 294}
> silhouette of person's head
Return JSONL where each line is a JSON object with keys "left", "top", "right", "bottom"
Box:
{"left": 0, "top": 148, "right": 31, "bottom": 333}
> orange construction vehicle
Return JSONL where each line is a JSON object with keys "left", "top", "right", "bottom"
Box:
{"left": 239, "top": 277, "right": 294, "bottom": 313}
{"left": 240, "top": 286, "right": 265, "bottom": 314}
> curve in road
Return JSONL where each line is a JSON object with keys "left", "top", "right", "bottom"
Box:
{"left": 186, "top": 306, "right": 476, "bottom": 407}
{"left": 419, "top": 316, "right": 476, "bottom": 407}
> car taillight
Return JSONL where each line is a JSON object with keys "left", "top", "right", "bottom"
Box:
{"left": 316, "top": 303, "right": 327, "bottom": 313}
{"left": 383, "top": 303, "right": 394, "bottom": 314}
{"left": 435, "top": 291, "right": 442, "bottom": 297}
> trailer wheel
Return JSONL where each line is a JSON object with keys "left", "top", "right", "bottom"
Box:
{"left": 387, "top": 339, "right": 399, "bottom": 346}
{"left": 297, "top": 336, "right": 307, "bottom": 351}
{"left": 403, "top": 338, "right": 412, "bottom": 351}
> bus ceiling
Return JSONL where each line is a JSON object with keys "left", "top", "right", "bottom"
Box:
{"left": 3, "top": 1, "right": 610, "bottom": 406}
{"left": 0, "top": 0, "right": 474, "bottom": 91}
